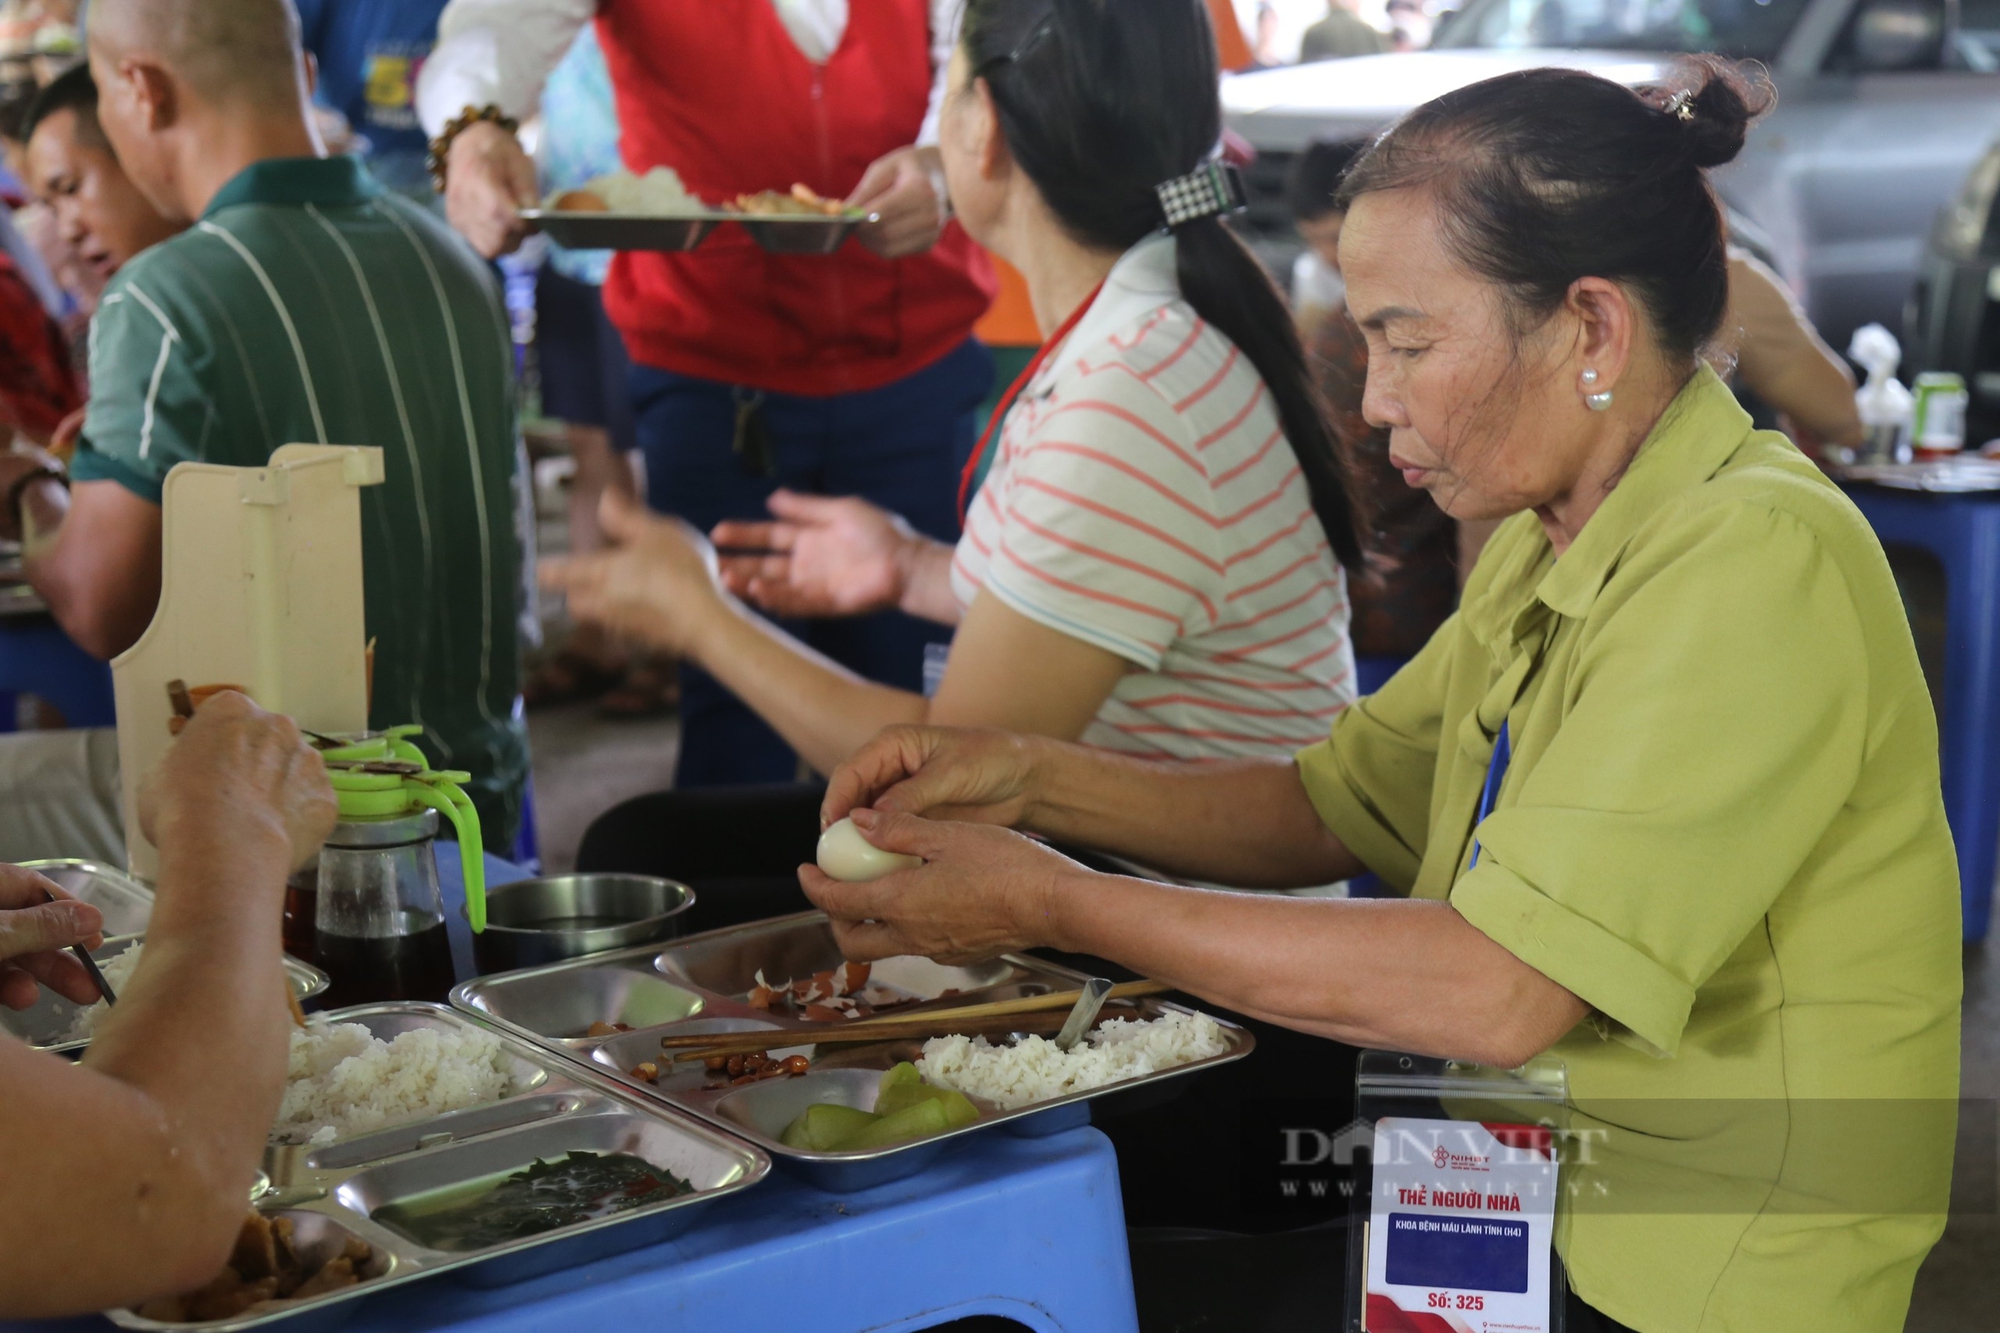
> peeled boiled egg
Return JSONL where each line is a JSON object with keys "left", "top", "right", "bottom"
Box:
{"left": 816, "top": 817, "right": 921, "bottom": 882}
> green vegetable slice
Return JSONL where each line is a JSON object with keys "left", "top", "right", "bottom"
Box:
{"left": 843, "top": 1097, "right": 951, "bottom": 1150}
{"left": 872, "top": 1062, "right": 979, "bottom": 1129}
{"left": 872, "top": 1062, "right": 927, "bottom": 1116}
{"left": 779, "top": 1102, "right": 881, "bottom": 1151}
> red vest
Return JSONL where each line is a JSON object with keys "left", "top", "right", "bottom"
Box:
{"left": 595, "top": 0, "right": 996, "bottom": 397}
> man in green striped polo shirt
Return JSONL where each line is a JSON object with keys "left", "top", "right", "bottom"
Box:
{"left": 2, "top": 0, "right": 529, "bottom": 846}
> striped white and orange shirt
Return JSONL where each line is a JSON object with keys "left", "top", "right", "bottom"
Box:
{"left": 951, "top": 233, "right": 1355, "bottom": 760}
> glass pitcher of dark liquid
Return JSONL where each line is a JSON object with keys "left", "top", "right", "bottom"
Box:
{"left": 312, "top": 807, "right": 458, "bottom": 1007}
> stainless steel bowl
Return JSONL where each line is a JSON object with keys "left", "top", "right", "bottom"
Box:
{"left": 466, "top": 875, "right": 695, "bottom": 974}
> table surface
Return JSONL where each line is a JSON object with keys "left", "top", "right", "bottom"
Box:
{"left": 1834, "top": 457, "right": 2000, "bottom": 494}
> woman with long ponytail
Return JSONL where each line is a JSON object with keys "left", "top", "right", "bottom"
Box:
{"left": 964, "top": 0, "right": 1360, "bottom": 567}
{"left": 554, "top": 0, "right": 1362, "bottom": 939}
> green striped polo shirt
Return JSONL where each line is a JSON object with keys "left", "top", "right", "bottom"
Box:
{"left": 72, "top": 156, "right": 531, "bottom": 844}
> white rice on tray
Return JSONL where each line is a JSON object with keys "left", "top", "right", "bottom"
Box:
{"left": 274, "top": 1022, "right": 516, "bottom": 1147}
{"left": 575, "top": 166, "right": 700, "bottom": 214}
{"left": 56, "top": 945, "right": 147, "bottom": 1042}
{"left": 917, "top": 1010, "right": 1228, "bottom": 1111}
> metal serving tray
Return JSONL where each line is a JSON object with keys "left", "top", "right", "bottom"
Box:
{"left": 729, "top": 212, "right": 875, "bottom": 255}
{"left": 521, "top": 209, "right": 875, "bottom": 255}
{"left": 2, "top": 934, "right": 330, "bottom": 1055}
{"left": 521, "top": 209, "right": 720, "bottom": 252}
{"left": 452, "top": 912, "right": 1254, "bottom": 1191}
{"left": 0, "top": 547, "right": 46, "bottom": 616}
{"left": 23, "top": 858, "right": 156, "bottom": 935}
{"left": 104, "top": 1003, "right": 768, "bottom": 1333}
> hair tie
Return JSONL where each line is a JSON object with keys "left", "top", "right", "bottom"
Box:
{"left": 1663, "top": 89, "right": 1696, "bottom": 122}
{"left": 1155, "top": 162, "right": 1248, "bottom": 230}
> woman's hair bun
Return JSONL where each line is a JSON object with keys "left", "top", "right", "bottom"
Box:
{"left": 1340, "top": 56, "right": 1775, "bottom": 361}
{"left": 1650, "top": 55, "right": 1775, "bottom": 170}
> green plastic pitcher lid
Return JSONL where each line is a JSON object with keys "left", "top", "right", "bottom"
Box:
{"left": 318, "top": 727, "right": 488, "bottom": 931}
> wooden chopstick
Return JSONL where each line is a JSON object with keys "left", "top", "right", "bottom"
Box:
{"left": 667, "top": 1004, "right": 1151, "bottom": 1063}
{"left": 658, "top": 978, "right": 1168, "bottom": 1048}
{"left": 660, "top": 979, "right": 1172, "bottom": 1062}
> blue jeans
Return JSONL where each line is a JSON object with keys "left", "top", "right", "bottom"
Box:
{"left": 629, "top": 339, "right": 994, "bottom": 786}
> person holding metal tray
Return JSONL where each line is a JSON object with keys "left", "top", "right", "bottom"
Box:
{"left": 542, "top": 1, "right": 1361, "bottom": 928}
{"left": 419, "top": 0, "right": 998, "bottom": 790}
{"left": 0, "top": 692, "right": 338, "bottom": 1318}
{"left": 801, "top": 58, "right": 1962, "bottom": 1333}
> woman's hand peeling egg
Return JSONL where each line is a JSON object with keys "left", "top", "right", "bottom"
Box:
{"left": 816, "top": 817, "right": 922, "bottom": 882}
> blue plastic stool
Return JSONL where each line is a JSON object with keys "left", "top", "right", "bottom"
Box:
{"left": 3, "top": 1129, "right": 1139, "bottom": 1333}
{"left": 1842, "top": 481, "right": 2000, "bottom": 940}
{"left": 0, "top": 617, "right": 114, "bottom": 733}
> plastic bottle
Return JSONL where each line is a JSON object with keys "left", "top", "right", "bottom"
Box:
{"left": 1848, "top": 324, "right": 1913, "bottom": 464}
{"left": 1912, "top": 371, "right": 1970, "bottom": 458}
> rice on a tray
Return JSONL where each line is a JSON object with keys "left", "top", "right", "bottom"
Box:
{"left": 274, "top": 1022, "right": 516, "bottom": 1146}
{"left": 56, "top": 945, "right": 146, "bottom": 1042}
{"left": 917, "top": 1010, "right": 1228, "bottom": 1110}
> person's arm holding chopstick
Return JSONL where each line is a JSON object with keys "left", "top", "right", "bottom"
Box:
{"left": 0, "top": 692, "right": 336, "bottom": 1318}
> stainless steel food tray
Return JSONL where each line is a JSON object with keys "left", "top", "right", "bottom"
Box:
{"left": 521, "top": 209, "right": 720, "bottom": 252}
{"left": 0, "top": 548, "right": 47, "bottom": 616}
{"left": 522, "top": 209, "right": 875, "bottom": 255}
{"left": 729, "top": 211, "right": 875, "bottom": 255}
{"left": 3, "top": 933, "right": 330, "bottom": 1055}
{"left": 451, "top": 912, "right": 1254, "bottom": 1191}
{"left": 23, "top": 858, "right": 156, "bottom": 935}
{"left": 105, "top": 1002, "right": 769, "bottom": 1332}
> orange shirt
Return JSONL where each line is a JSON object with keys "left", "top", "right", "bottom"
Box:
{"left": 1207, "top": 0, "right": 1255, "bottom": 70}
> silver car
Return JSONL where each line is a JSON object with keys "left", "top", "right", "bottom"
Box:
{"left": 1223, "top": 0, "right": 2000, "bottom": 348}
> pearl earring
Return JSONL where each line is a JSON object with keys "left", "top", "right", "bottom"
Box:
{"left": 1581, "top": 369, "right": 1613, "bottom": 412}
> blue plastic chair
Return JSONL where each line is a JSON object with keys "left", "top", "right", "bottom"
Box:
{"left": 1841, "top": 481, "right": 2000, "bottom": 940}
{"left": 0, "top": 618, "right": 114, "bottom": 733}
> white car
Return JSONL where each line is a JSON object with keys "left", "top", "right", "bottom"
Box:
{"left": 1223, "top": 0, "right": 2000, "bottom": 349}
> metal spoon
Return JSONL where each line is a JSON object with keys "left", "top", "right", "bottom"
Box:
{"left": 1052, "top": 977, "right": 1115, "bottom": 1052}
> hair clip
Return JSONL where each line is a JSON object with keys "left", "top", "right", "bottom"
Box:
{"left": 1155, "top": 162, "right": 1249, "bottom": 230}
{"left": 1664, "top": 89, "right": 1696, "bottom": 122}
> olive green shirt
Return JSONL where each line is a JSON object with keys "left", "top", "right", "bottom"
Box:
{"left": 1297, "top": 368, "right": 1960, "bottom": 1331}
{"left": 71, "top": 157, "right": 530, "bottom": 844}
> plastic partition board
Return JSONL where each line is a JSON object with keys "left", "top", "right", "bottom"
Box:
{"left": 111, "top": 445, "right": 385, "bottom": 880}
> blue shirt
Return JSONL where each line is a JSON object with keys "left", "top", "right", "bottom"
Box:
{"left": 295, "top": 0, "right": 448, "bottom": 193}
{"left": 537, "top": 26, "right": 622, "bottom": 287}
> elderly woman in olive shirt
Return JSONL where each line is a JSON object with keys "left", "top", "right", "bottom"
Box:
{"left": 798, "top": 62, "right": 1960, "bottom": 1333}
